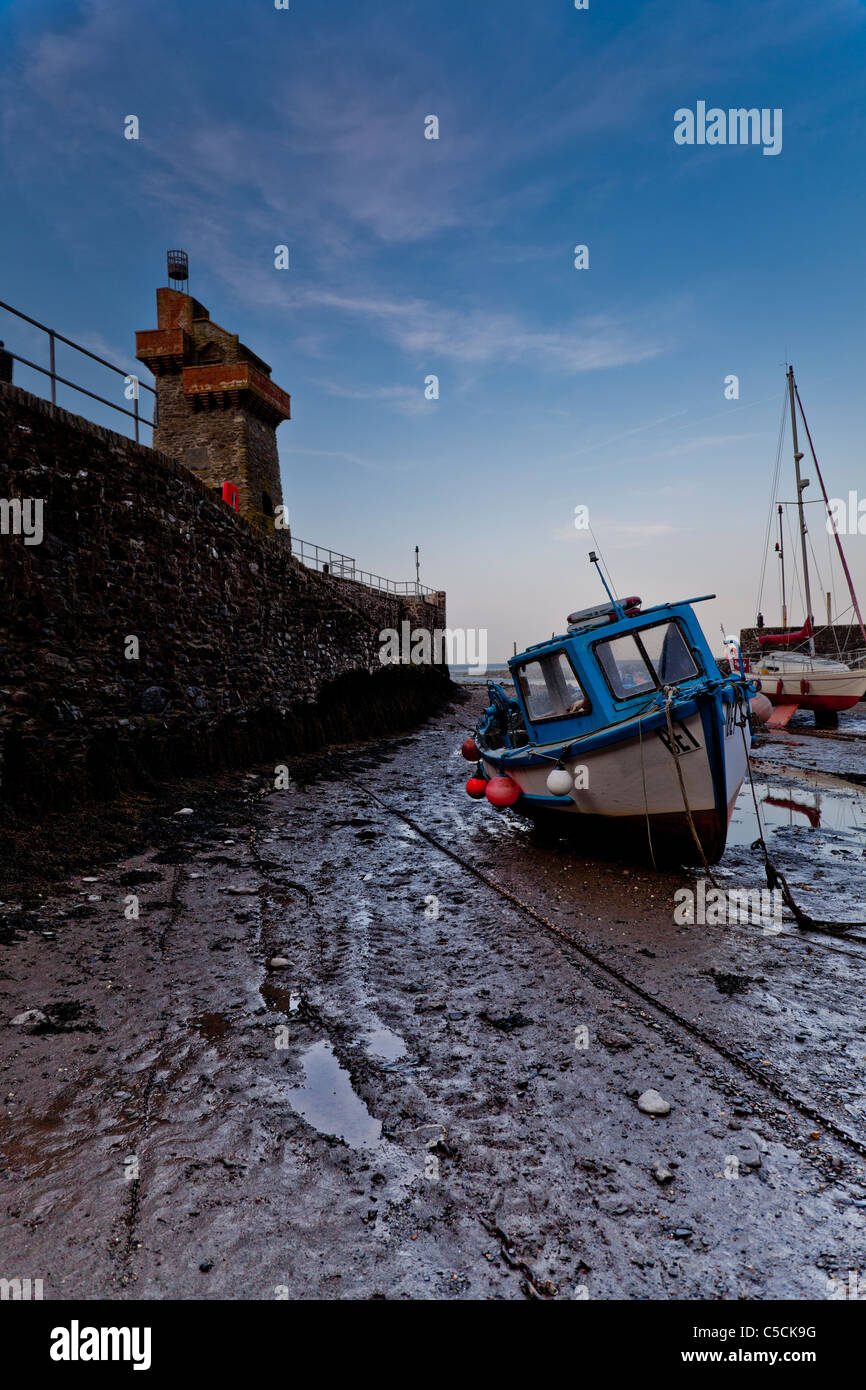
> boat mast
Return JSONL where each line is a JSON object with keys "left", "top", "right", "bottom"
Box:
{"left": 775, "top": 503, "right": 787, "bottom": 628}
{"left": 788, "top": 365, "right": 815, "bottom": 656}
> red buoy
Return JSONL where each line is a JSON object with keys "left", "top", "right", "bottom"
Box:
{"left": 485, "top": 775, "right": 520, "bottom": 807}
{"left": 461, "top": 737, "right": 479, "bottom": 761}
{"left": 465, "top": 777, "right": 487, "bottom": 799}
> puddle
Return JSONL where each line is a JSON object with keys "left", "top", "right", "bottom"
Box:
{"left": 261, "top": 981, "right": 301, "bottom": 1013}
{"left": 286, "top": 1040, "right": 382, "bottom": 1149}
{"left": 191, "top": 1011, "right": 232, "bottom": 1041}
{"left": 363, "top": 1026, "right": 407, "bottom": 1062}
{"left": 729, "top": 780, "right": 866, "bottom": 847}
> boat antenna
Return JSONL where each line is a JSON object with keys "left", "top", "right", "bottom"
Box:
{"left": 787, "top": 365, "right": 816, "bottom": 656}
{"left": 589, "top": 550, "right": 625, "bottom": 619}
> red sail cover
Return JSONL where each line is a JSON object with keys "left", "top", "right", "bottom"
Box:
{"left": 757, "top": 616, "right": 813, "bottom": 649}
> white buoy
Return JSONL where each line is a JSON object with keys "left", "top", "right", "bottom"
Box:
{"left": 546, "top": 768, "right": 573, "bottom": 797}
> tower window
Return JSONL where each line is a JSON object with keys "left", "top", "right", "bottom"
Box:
{"left": 262, "top": 491, "right": 274, "bottom": 519}
{"left": 197, "top": 342, "right": 224, "bottom": 365}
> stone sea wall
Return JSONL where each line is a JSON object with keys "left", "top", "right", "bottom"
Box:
{"left": 0, "top": 383, "right": 449, "bottom": 815}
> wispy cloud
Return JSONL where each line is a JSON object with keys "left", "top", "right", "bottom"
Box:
{"left": 314, "top": 380, "right": 436, "bottom": 417}
{"left": 604, "top": 522, "right": 681, "bottom": 550}
{"left": 661, "top": 432, "right": 760, "bottom": 457}
{"left": 281, "top": 446, "right": 414, "bottom": 477}
{"left": 554, "top": 520, "right": 679, "bottom": 547}
{"left": 301, "top": 290, "right": 668, "bottom": 371}
{"left": 567, "top": 410, "right": 689, "bottom": 462}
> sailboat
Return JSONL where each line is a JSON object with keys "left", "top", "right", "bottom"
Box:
{"left": 461, "top": 554, "right": 759, "bottom": 866}
{"left": 745, "top": 367, "right": 866, "bottom": 728}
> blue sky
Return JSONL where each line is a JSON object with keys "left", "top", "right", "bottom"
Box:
{"left": 2, "top": 0, "right": 865, "bottom": 658}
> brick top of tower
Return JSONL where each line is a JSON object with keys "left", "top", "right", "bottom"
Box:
{"left": 136, "top": 288, "right": 290, "bottom": 424}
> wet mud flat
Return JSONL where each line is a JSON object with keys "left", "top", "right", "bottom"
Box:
{"left": 1, "top": 692, "right": 866, "bottom": 1299}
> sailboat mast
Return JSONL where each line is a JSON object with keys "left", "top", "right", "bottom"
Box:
{"left": 788, "top": 365, "right": 815, "bottom": 656}
{"left": 776, "top": 503, "right": 787, "bottom": 628}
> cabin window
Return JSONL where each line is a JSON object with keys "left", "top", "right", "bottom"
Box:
{"left": 596, "top": 635, "right": 656, "bottom": 698}
{"left": 516, "top": 651, "right": 588, "bottom": 722}
{"left": 638, "top": 621, "right": 698, "bottom": 684}
{"left": 595, "top": 621, "right": 698, "bottom": 699}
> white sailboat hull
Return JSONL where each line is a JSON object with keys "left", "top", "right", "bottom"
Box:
{"left": 750, "top": 654, "right": 866, "bottom": 711}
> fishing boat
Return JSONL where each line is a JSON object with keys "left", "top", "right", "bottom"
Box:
{"left": 743, "top": 367, "right": 866, "bottom": 728}
{"left": 461, "top": 555, "right": 762, "bottom": 865}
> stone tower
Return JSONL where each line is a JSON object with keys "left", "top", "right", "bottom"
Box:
{"left": 136, "top": 259, "right": 291, "bottom": 533}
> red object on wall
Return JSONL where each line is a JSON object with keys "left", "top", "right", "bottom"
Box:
{"left": 222, "top": 481, "right": 239, "bottom": 511}
{"left": 757, "top": 616, "right": 813, "bottom": 649}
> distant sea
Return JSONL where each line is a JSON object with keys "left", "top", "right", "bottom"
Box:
{"left": 450, "top": 664, "right": 513, "bottom": 686}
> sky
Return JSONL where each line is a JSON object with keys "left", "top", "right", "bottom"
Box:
{"left": 1, "top": 0, "right": 865, "bottom": 660}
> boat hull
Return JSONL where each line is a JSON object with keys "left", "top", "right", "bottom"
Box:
{"left": 480, "top": 701, "right": 748, "bottom": 865}
{"left": 750, "top": 669, "right": 866, "bottom": 712}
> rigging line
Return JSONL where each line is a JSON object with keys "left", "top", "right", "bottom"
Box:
{"left": 587, "top": 522, "right": 617, "bottom": 598}
{"left": 779, "top": 504, "right": 805, "bottom": 625}
{"left": 756, "top": 386, "right": 789, "bottom": 614}
{"left": 803, "top": 533, "right": 848, "bottom": 649}
{"left": 805, "top": 529, "right": 842, "bottom": 657}
{"left": 738, "top": 719, "right": 865, "bottom": 936}
{"left": 826, "top": 527, "right": 838, "bottom": 622}
{"left": 795, "top": 382, "right": 866, "bottom": 650}
{"left": 806, "top": 529, "right": 827, "bottom": 611}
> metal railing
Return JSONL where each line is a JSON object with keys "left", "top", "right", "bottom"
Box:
{"left": 0, "top": 300, "right": 157, "bottom": 443}
{"left": 290, "top": 537, "right": 435, "bottom": 596}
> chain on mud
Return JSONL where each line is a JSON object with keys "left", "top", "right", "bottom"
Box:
{"left": 344, "top": 773, "right": 866, "bottom": 1165}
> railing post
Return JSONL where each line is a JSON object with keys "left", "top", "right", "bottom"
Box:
{"left": 49, "top": 331, "right": 56, "bottom": 405}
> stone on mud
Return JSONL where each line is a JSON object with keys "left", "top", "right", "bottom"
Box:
{"left": 10, "top": 1008, "right": 48, "bottom": 1032}
{"left": 638, "top": 1089, "right": 671, "bottom": 1117}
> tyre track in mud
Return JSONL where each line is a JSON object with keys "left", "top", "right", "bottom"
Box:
{"left": 112, "top": 858, "right": 186, "bottom": 1289}
{"left": 344, "top": 773, "right": 866, "bottom": 1171}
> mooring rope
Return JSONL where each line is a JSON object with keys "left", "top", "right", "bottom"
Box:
{"left": 661, "top": 686, "right": 720, "bottom": 887}
{"left": 738, "top": 714, "right": 866, "bottom": 936}
{"left": 637, "top": 715, "right": 657, "bottom": 871}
